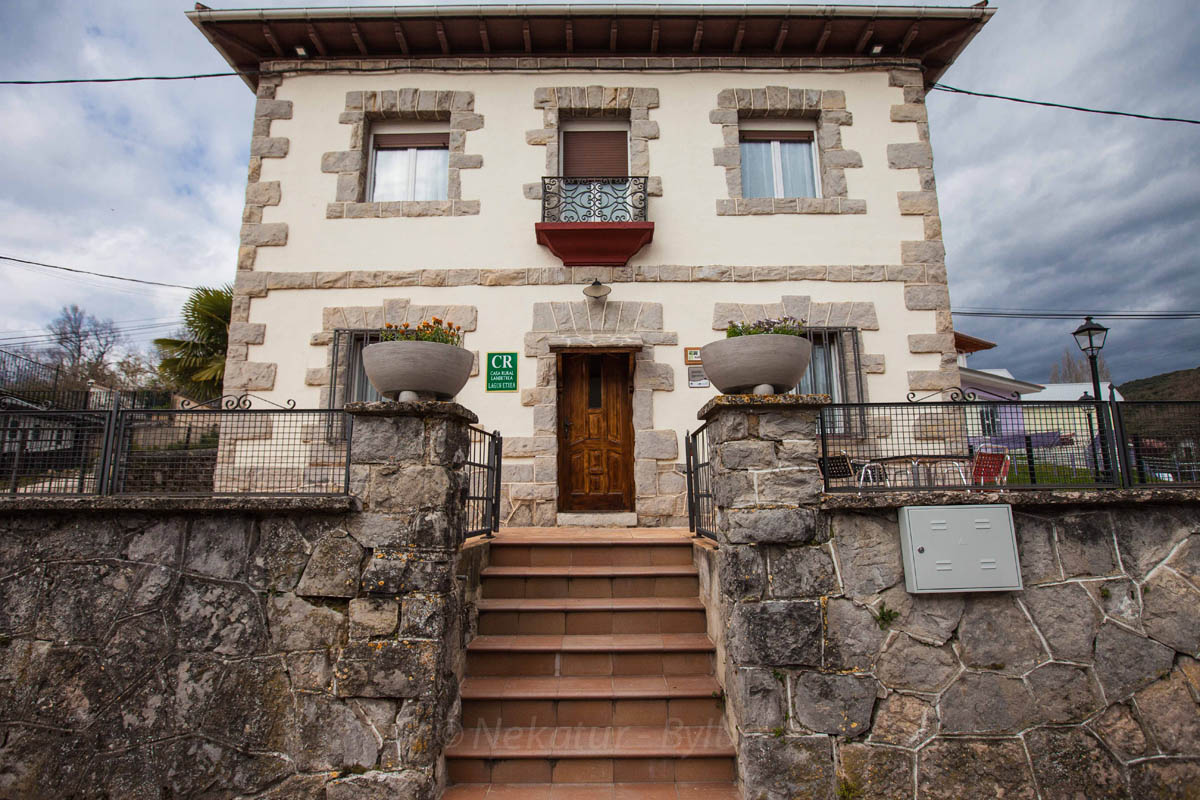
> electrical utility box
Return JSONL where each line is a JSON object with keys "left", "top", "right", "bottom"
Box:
{"left": 898, "top": 505, "right": 1022, "bottom": 593}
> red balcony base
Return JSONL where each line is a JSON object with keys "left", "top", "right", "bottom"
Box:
{"left": 535, "top": 222, "right": 654, "bottom": 267}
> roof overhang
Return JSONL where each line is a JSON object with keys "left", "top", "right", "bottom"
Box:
{"left": 959, "top": 366, "right": 1045, "bottom": 398}
{"left": 186, "top": 3, "right": 995, "bottom": 92}
{"left": 953, "top": 330, "right": 997, "bottom": 354}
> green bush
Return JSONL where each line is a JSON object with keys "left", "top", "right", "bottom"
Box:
{"left": 726, "top": 315, "right": 805, "bottom": 338}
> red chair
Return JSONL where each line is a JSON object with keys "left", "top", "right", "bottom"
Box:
{"left": 970, "top": 448, "right": 1011, "bottom": 487}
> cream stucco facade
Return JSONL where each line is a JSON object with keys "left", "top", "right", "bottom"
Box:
{"left": 222, "top": 49, "right": 961, "bottom": 525}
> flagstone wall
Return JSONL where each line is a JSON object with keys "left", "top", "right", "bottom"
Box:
{"left": 697, "top": 395, "right": 1200, "bottom": 800}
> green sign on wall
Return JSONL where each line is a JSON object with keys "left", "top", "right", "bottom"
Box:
{"left": 486, "top": 352, "right": 518, "bottom": 392}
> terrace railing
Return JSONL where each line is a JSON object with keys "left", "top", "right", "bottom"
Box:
{"left": 818, "top": 399, "right": 1200, "bottom": 493}
{"left": 541, "top": 176, "right": 648, "bottom": 223}
{"left": 1, "top": 396, "right": 350, "bottom": 496}
{"left": 1112, "top": 401, "right": 1200, "bottom": 487}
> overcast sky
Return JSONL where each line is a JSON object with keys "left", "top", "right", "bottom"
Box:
{"left": 0, "top": 0, "right": 1197, "bottom": 384}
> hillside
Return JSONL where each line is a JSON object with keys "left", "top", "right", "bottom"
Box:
{"left": 1118, "top": 366, "right": 1200, "bottom": 401}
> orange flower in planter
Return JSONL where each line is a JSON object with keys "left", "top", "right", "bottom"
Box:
{"left": 379, "top": 317, "right": 463, "bottom": 346}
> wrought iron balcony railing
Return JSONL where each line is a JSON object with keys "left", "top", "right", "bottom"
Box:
{"left": 541, "top": 176, "right": 647, "bottom": 223}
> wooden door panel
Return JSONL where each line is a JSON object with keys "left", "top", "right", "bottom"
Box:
{"left": 558, "top": 352, "right": 634, "bottom": 512}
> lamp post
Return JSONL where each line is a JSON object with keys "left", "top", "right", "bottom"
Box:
{"left": 1072, "top": 316, "right": 1109, "bottom": 402}
{"left": 1072, "top": 316, "right": 1111, "bottom": 480}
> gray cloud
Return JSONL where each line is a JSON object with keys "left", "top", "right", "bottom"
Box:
{"left": 929, "top": 0, "right": 1200, "bottom": 384}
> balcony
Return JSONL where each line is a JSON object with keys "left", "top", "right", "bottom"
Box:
{"left": 535, "top": 177, "right": 654, "bottom": 267}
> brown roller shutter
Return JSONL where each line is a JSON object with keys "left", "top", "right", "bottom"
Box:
{"left": 374, "top": 132, "right": 450, "bottom": 148}
{"left": 739, "top": 130, "right": 813, "bottom": 142}
{"left": 561, "top": 130, "right": 628, "bottom": 177}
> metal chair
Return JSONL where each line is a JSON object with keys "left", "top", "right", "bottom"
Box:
{"left": 820, "top": 451, "right": 890, "bottom": 491}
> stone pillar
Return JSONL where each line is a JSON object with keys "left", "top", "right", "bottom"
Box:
{"left": 332, "top": 400, "right": 475, "bottom": 799}
{"left": 699, "top": 395, "right": 853, "bottom": 797}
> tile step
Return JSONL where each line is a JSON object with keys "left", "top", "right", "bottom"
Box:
{"left": 448, "top": 755, "right": 735, "bottom": 786}
{"left": 467, "top": 634, "right": 715, "bottom": 653}
{"left": 462, "top": 695, "right": 725, "bottom": 729}
{"left": 443, "top": 782, "right": 741, "bottom": 799}
{"left": 445, "top": 726, "right": 735, "bottom": 760}
{"left": 461, "top": 675, "right": 720, "bottom": 700}
{"left": 482, "top": 566, "right": 699, "bottom": 577}
{"left": 478, "top": 598, "right": 704, "bottom": 612}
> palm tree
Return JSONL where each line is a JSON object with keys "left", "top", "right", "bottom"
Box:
{"left": 154, "top": 284, "right": 233, "bottom": 400}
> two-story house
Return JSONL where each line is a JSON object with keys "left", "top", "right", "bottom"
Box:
{"left": 190, "top": 3, "right": 993, "bottom": 527}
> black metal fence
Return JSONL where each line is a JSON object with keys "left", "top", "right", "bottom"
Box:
{"left": 0, "top": 349, "right": 61, "bottom": 392}
{"left": 684, "top": 422, "right": 717, "bottom": 539}
{"left": 1, "top": 388, "right": 175, "bottom": 411}
{"left": 818, "top": 400, "right": 1200, "bottom": 492}
{"left": 1, "top": 401, "right": 350, "bottom": 496}
{"left": 2, "top": 409, "right": 109, "bottom": 494}
{"left": 465, "top": 426, "right": 502, "bottom": 539}
{"left": 1113, "top": 402, "right": 1200, "bottom": 486}
{"left": 541, "top": 176, "right": 648, "bottom": 222}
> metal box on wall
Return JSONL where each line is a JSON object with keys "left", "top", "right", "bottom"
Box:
{"left": 898, "top": 505, "right": 1022, "bottom": 593}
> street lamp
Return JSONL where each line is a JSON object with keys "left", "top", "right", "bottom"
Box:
{"left": 1072, "top": 316, "right": 1112, "bottom": 480}
{"left": 1072, "top": 316, "right": 1109, "bottom": 402}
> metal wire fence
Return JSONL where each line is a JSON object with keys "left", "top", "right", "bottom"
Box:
{"left": 465, "top": 426, "right": 502, "bottom": 539}
{"left": 817, "top": 400, "right": 1200, "bottom": 492}
{"left": 1, "top": 410, "right": 109, "bottom": 494}
{"left": 1, "top": 404, "right": 350, "bottom": 496}
{"left": 1113, "top": 402, "right": 1200, "bottom": 487}
{"left": 819, "top": 400, "right": 1125, "bottom": 492}
{"left": 109, "top": 408, "right": 350, "bottom": 495}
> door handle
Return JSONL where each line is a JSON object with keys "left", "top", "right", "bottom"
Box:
{"left": 563, "top": 420, "right": 572, "bottom": 435}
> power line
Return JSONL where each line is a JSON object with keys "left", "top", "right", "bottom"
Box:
{"left": 0, "top": 322, "right": 182, "bottom": 347}
{"left": 0, "top": 316, "right": 174, "bottom": 336}
{"left": 0, "top": 255, "right": 199, "bottom": 290}
{"left": 932, "top": 83, "right": 1200, "bottom": 125}
{"left": 0, "top": 72, "right": 241, "bottom": 85}
{"left": 952, "top": 311, "right": 1200, "bottom": 320}
{"left": 2, "top": 67, "right": 1198, "bottom": 126}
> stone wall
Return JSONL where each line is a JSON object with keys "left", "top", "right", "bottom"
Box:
{"left": 0, "top": 402, "right": 484, "bottom": 800}
{"left": 699, "top": 395, "right": 1200, "bottom": 800}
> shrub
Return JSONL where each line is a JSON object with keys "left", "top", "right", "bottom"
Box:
{"left": 726, "top": 316, "right": 805, "bottom": 338}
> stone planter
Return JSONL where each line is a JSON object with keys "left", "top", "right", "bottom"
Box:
{"left": 701, "top": 334, "right": 813, "bottom": 395}
{"left": 361, "top": 340, "right": 473, "bottom": 401}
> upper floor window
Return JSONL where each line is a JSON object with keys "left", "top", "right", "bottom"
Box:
{"left": 545, "top": 120, "right": 645, "bottom": 223}
{"left": 739, "top": 126, "right": 819, "bottom": 199}
{"left": 370, "top": 132, "right": 449, "bottom": 203}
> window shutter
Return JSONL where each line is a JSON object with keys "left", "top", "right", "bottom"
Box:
{"left": 738, "top": 130, "right": 813, "bottom": 143}
{"left": 561, "top": 130, "right": 629, "bottom": 177}
{"left": 374, "top": 132, "right": 450, "bottom": 148}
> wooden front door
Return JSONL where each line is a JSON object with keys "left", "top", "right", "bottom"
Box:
{"left": 557, "top": 352, "right": 635, "bottom": 512}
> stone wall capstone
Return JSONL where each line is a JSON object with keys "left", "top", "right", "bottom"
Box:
{"left": 0, "top": 401, "right": 484, "bottom": 800}
{"left": 698, "top": 395, "right": 1200, "bottom": 800}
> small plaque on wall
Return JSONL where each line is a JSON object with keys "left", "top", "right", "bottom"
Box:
{"left": 687, "top": 365, "right": 710, "bottom": 388}
{"left": 684, "top": 347, "right": 703, "bottom": 365}
{"left": 485, "top": 352, "right": 518, "bottom": 392}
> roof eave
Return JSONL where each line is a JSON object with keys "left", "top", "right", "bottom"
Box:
{"left": 186, "top": 3, "right": 996, "bottom": 92}
{"left": 959, "top": 366, "right": 1046, "bottom": 396}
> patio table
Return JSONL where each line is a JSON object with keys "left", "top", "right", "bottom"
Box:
{"left": 871, "top": 454, "right": 970, "bottom": 488}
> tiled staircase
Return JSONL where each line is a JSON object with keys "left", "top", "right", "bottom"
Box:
{"left": 443, "top": 529, "right": 739, "bottom": 800}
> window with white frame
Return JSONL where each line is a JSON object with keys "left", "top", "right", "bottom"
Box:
{"left": 739, "top": 123, "right": 820, "bottom": 199}
{"left": 369, "top": 132, "right": 449, "bottom": 203}
{"left": 798, "top": 330, "right": 846, "bottom": 401}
